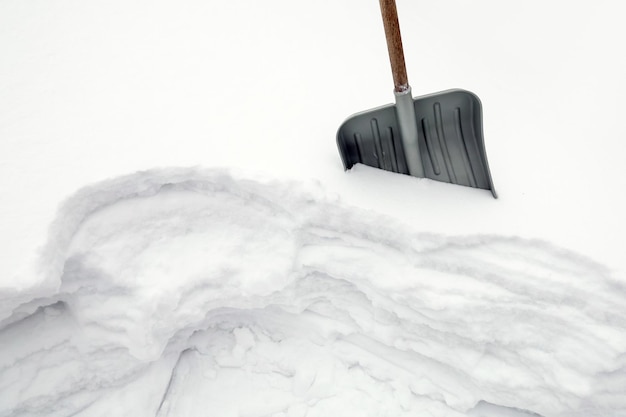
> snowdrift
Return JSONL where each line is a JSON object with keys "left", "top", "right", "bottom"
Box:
{"left": 1, "top": 168, "right": 625, "bottom": 417}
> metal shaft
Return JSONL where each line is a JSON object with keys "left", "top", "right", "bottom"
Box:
{"left": 380, "top": 0, "right": 424, "bottom": 177}
{"left": 394, "top": 88, "right": 424, "bottom": 177}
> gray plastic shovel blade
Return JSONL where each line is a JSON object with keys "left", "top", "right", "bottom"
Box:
{"left": 337, "top": 89, "right": 497, "bottom": 198}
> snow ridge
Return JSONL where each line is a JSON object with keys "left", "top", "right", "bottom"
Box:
{"left": 1, "top": 168, "right": 625, "bottom": 417}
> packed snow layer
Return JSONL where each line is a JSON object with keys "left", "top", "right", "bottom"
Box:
{"left": 1, "top": 168, "right": 625, "bottom": 417}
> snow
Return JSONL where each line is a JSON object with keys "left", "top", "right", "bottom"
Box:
{"left": 1, "top": 0, "right": 626, "bottom": 416}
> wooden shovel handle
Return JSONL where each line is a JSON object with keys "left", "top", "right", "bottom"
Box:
{"left": 379, "top": 0, "right": 409, "bottom": 93}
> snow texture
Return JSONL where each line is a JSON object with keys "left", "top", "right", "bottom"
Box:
{"left": 1, "top": 168, "right": 625, "bottom": 417}
{"left": 2, "top": 0, "right": 626, "bottom": 415}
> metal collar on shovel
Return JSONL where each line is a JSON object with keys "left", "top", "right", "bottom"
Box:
{"left": 337, "top": 0, "right": 497, "bottom": 198}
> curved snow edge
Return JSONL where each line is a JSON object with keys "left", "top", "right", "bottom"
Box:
{"left": 0, "top": 166, "right": 324, "bottom": 325}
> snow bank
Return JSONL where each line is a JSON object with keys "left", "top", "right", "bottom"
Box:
{"left": 1, "top": 168, "right": 625, "bottom": 416}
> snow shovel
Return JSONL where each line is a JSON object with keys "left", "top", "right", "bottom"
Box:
{"left": 336, "top": 0, "right": 497, "bottom": 198}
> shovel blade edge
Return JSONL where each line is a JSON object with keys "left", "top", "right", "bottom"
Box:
{"left": 337, "top": 89, "right": 497, "bottom": 198}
